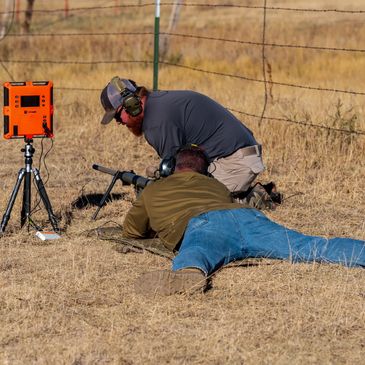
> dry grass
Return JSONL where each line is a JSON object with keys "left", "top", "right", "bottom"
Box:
{"left": 0, "top": 1, "right": 364, "bottom": 364}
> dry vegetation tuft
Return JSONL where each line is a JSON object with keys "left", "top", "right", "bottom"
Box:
{"left": 0, "top": 1, "right": 364, "bottom": 364}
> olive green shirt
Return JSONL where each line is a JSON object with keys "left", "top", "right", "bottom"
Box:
{"left": 123, "top": 172, "right": 244, "bottom": 251}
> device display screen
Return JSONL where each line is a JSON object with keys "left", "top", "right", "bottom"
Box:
{"left": 21, "top": 95, "right": 40, "bottom": 107}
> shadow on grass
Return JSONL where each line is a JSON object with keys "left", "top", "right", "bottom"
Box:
{"left": 71, "top": 193, "right": 126, "bottom": 209}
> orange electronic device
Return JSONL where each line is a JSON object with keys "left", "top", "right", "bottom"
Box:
{"left": 3, "top": 81, "right": 54, "bottom": 139}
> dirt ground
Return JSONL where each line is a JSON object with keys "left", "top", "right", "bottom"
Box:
{"left": 0, "top": 1, "right": 364, "bottom": 364}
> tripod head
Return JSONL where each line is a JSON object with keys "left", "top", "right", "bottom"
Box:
{"left": 21, "top": 139, "right": 35, "bottom": 155}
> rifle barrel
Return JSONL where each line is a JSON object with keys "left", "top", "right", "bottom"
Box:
{"left": 92, "top": 164, "right": 117, "bottom": 176}
{"left": 93, "top": 164, "right": 152, "bottom": 189}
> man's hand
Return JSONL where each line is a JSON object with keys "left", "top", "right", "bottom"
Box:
{"left": 145, "top": 165, "right": 159, "bottom": 178}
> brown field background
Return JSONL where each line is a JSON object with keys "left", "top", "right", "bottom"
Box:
{"left": 0, "top": 1, "right": 364, "bottom": 364}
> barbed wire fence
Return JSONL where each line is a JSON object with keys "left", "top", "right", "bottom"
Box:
{"left": 0, "top": 1, "right": 365, "bottom": 136}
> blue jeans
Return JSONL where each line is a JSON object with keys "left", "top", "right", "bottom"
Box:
{"left": 172, "top": 208, "right": 365, "bottom": 275}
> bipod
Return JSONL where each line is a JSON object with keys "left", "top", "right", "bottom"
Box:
{"left": 0, "top": 138, "right": 59, "bottom": 234}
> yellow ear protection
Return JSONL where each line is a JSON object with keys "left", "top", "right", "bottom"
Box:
{"left": 110, "top": 77, "right": 142, "bottom": 117}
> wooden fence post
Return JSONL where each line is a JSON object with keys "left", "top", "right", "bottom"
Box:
{"left": 23, "top": 0, "right": 35, "bottom": 34}
{"left": 0, "top": 0, "right": 14, "bottom": 39}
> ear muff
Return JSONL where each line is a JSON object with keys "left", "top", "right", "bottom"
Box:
{"left": 123, "top": 94, "right": 142, "bottom": 117}
{"left": 159, "top": 156, "right": 176, "bottom": 177}
{"left": 110, "top": 76, "right": 142, "bottom": 117}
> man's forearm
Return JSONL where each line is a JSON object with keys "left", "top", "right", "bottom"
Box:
{"left": 123, "top": 201, "right": 150, "bottom": 238}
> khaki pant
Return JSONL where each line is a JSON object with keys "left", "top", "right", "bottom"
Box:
{"left": 208, "top": 146, "right": 265, "bottom": 192}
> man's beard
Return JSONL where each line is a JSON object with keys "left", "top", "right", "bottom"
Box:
{"left": 122, "top": 109, "right": 143, "bottom": 136}
{"left": 127, "top": 123, "right": 143, "bottom": 136}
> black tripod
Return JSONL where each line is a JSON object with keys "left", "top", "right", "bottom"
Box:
{"left": 0, "top": 138, "right": 59, "bottom": 234}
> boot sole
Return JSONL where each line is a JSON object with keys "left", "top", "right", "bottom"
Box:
{"left": 134, "top": 270, "right": 207, "bottom": 296}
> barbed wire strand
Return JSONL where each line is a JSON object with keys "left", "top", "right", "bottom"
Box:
{"left": 5, "top": 31, "right": 365, "bottom": 55}
{"left": 2, "top": 58, "right": 365, "bottom": 96}
{"left": 0, "top": 59, "right": 151, "bottom": 65}
{"left": 172, "top": 3, "right": 365, "bottom": 13}
{"left": 31, "top": 0, "right": 113, "bottom": 32}
{"left": 159, "top": 61, "right": 365, "bottom": 96}
{"left": 1, "top": 3, "right": 365, "bottom": 15}
{"left": 7, "top": 31, "right": 152, "bottom": 38}
{"left": 161, "top": 32, "right": 365, "bottom": 55}
{"left": 0, "top": 4, "right": 155, "bottom": 15}
{"left": 228, "top": 108, "right": 365, "bottom": 136}
{"left": 259, "top": 0, "right": 268, "bottom": 127}
{"left": 52, "top": 88, "right": 365, "bottom": 135}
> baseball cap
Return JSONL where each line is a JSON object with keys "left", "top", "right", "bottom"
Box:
{"left": 100, "top": 77, "right": 137, "bottom": 125}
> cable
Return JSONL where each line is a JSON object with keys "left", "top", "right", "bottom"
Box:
{"left": 30, "top": 138, "right": 54, "bottom": 220}
{"left": 42, "top": 138, "right": 53, "bottom": 186}
{"left": 29, "top": 137, "right": 46, "bottom": 216}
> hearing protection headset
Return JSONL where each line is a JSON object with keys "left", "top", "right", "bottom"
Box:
{"left": 110, "top": 76, "right": 142, "bottom": 117}
{"left": 159, "top": 156, "right": 176, "bottom": 177}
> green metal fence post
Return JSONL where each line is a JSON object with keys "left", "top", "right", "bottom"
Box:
{"left": 153, "top": 0, "right": 160, "bottom": 91}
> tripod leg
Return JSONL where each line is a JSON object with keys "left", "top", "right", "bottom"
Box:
{"left": 92, "top": 173, "right": 119, "bottom": 220}
{"left": 1, "top": 169, "right": 25, "bottom": 233}
{"left": 32, "top": 168, "right": 59, "bottom": 232}
{"left": 21, "top": 167, "right": 32, "bottom": 228}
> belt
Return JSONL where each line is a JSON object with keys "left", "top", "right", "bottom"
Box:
{"left": 240, "top": 144, "right": 262, "bottom": 157}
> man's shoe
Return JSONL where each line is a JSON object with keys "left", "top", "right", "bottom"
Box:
{"left": 242, "top": 182, "right": 283, "bottom": 211}
{"left": 134, "top": 269, "right": 207, "bottom": 296}
{"left": 245, "top": 183, "right": 275, "bottom": 210}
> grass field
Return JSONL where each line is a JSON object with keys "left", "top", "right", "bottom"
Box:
{"left": 0, "top": 1, "right": 364, "bottom": 364}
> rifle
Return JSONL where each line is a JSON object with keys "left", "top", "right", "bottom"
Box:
{"left": 92, "top": 164, "right": 153, "bottom": 220}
